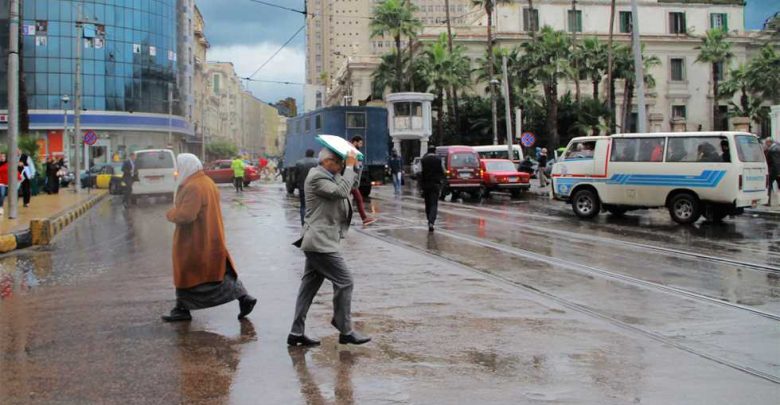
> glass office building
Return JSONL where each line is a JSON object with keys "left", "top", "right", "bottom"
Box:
{"left": 0, "top": 0, "right": 193, "bottom": 165}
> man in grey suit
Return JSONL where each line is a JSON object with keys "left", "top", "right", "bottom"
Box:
{"left": 288, "top": 148, "right": 372, "bottom": 347}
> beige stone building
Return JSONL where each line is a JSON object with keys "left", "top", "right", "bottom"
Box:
{"left": 304, "top": 0, "right": 474, "bottom": 112}
{"left": 196, "top": 62, "right": 286, "bottom": 158}
{"left": 192, "top": 5, "right": 210, "bottom": 152}
{"left": 318, "top": 0, "right": 776, "bottom": 137}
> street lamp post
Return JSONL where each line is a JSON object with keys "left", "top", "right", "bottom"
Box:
{"left": 61, "top": 94, "right": 69, "bottom": 163}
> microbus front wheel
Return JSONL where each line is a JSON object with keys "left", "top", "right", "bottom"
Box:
{"left": 571, "top": 188, "right": 601, "bottom": 219}
{"left": 668, "top": 193, "right": 702, "bottom": 225}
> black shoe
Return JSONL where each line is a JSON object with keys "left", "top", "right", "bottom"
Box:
{"left": 339, "top": 331, "right": 371, "bottom": 345}
{"left": 287, "top": 334, "right": 321, "bottom": 347}
{"left": 238, "top": 294, "right": 257, "bottom": 319}
{"left": 161, "top": 307, "right": 192, "bottom": 322}
{"left": 428, "top": 224, "right": 434, "bottom": 232}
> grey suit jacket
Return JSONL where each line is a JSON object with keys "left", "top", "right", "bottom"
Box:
{"left": 300, "top": 165, "right": 356, "bottom": 253}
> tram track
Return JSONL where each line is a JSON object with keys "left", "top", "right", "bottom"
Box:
{"left": 376, "top": 194, "right": 780, "bottom": 275}
{"left": 267, "top": 186, "right": 780, "bottom": 384}
{"left": 377, "top": 212, "right": 780, "bottom": 321}
{"left": 355, "top": 224, "right": 780, "bottom": 385}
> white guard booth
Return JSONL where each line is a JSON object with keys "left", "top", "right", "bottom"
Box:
{"left": 385, "top": 92, "right": 434, "bottom": 157}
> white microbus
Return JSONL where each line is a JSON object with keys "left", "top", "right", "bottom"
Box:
{"left": 132, "top": 149, "right": 178, "bottom": 201}
{"left": 551, "top": 132, "right": 768, "bottom": 224}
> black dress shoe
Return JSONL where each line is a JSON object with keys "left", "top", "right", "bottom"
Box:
{"left": 287, "top": 334, "right": 321, "bottom": 347}
{"left": 428, "top": 223, "right": 434, "bottom": 232}
{"left": 161, "top": 307, "right": 192, "bottom": 322}
{"left": 339, "top": 331, "right": 371, "bottom": 345}
{"left": 238, "top": 294, "right": 257, "bottom": 319}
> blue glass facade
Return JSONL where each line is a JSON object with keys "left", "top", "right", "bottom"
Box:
{"left": 1, "top": 0, "right": 180, "bottom": 115}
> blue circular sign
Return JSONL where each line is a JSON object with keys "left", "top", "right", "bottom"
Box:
{"left": 83, "top": 130, "right": 98, "bottom": 145}
{"left": 521, "top": 132, "right": 536, "bottom": 147}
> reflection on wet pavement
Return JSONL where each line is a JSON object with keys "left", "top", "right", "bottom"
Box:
{"left": 0, "top": 184, "right": 778, "bottom": 403}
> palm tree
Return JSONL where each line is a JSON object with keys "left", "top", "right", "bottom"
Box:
{"left": 695, "top": 28, "right": 733, "bottom": 130}
{"left": 718, "top": 64, "right": 751, "bottom": 115}
{"left": 371, "top": 52, "right": 404, "bottom": 97}
{"left": 568, "top": 97, "right": 609, "bottom": 137}
{"left": 745, "top": 44, "right": 780, "bottom": 103}
{"left": 618, "top": 45, "right": 660, "bottom": 132}
{"left": 371, "top": 0, "right": 421, "bottom": 92}
{"left": 607, "top": 43, "right": 632, "bottom": 132}
{"left": 524, "top": 27, "right": 573, "bottom": 148}
{"left": 578, "top": 37, "right": 608, "bottom": 102}
{"left": 421, "top": 33, "right": 472, "bottom": 144}
{"left": 606, "top": 0, "right": 617, "bottom": 133}
{"left": 473, "top": 0, "right": 511, "bottom": 144}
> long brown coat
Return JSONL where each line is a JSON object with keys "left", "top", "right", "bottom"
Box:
{"left": 166, "top": 171, "right": 234, "bottom": 289}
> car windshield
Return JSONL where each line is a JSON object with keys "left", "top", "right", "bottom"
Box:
{"left": 485, "top": 161, "right": 516, "bottom": 172}
{"left": 450, "top": 153, "right": 479, "bottom": 168}
{"left": 136, "top": 152, "right": 174, "bottom": 169}
{"left": 735, "top": 135, "right": 764, "bottom": 163}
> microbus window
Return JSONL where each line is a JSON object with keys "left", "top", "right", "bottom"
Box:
{"left": 611, "top": 138, "right": 665, "bottom": 162}
{"left": 665, "top": 137, "right": 726, "bottom": 163}
{"left": 735, "top": 135, "right": 764, "bottom": 162}
{"left": 565, "top": 141, "right": 597, "bottom": 160}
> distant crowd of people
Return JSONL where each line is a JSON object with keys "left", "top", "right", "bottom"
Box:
{"left": 0, "top": 153, "right": 68, "bottom": 215}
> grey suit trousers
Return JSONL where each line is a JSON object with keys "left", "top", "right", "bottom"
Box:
{"left": 291, "top": 251, "right": 354, "bottom": 335}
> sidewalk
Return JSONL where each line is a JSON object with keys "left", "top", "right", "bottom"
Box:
{"left": 0, "top": 187, "right": 108, "bottom": 253}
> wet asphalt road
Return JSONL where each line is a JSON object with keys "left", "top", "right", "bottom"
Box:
{"left": 0, "top": 182, "right": 778, "bottom": 404}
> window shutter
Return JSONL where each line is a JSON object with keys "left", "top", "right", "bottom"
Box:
{"left": 710, "top": 13, "right": 715, "bottom": 29}
{"left": 723, "top": 14, "right": 728, "bottom": 31}
{"left": 681, "top": 13, "right": 686, "bottom": 32}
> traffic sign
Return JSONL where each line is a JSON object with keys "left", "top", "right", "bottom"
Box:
{"left": 520, "top": 132, "right": 536, "bottom": 148}
{"left": 83, "top": 130, "right": 98, "bottom": 146}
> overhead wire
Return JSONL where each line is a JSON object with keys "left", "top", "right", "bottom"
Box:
{"left": 240, "top": 1, "right": 484, "bottom": 86}
{"left": 245, "top": 24, "right": 305, "bottom": 79}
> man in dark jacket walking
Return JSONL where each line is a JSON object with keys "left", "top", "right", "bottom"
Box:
{"left": 295, "top": 149, "right": 319, "bottom": 225}
{"left": 766, "top": 138, "right": 780, "bottom": 204}
{"left": 420, "top": 146, "right": 444, "bottom": 232}
{"left": 121, "top": 152, "right": 137, "bottom": 208}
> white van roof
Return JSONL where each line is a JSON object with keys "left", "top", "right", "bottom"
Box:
{"left": 569, "top": 132, "right": 755, "bottom": 143}
{"left": 472, "top": 145, "right": 521, "bottom": 151}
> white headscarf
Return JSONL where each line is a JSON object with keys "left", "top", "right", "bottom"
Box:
{"left": 176, "top": 153, "right": 203, "bottom": 184}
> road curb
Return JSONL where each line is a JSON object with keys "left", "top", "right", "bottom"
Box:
{"left": 745, "top": 208, "right": 780, "bottom": 219}
{"left": 0, "top": 192, "right": 108, "bottom": 253}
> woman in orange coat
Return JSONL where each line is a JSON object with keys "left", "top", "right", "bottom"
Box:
{"left": 162, "top": 153, "right": 256, "bottom": 322}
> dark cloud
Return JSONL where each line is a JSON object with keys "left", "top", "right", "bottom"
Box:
{"left": 196, "top": 0, "right": 306, "bottom": 48}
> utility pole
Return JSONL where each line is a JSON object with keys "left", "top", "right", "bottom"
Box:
{"left": 73, "top": 6, "right": 83, "bottom": 190}
{"left": 7, "top": 0, "right": 20, "bottom": 218}
{"left": 630, "top": 0, "right": 647, "bottom": 132}
{"left": 168, "top": 83, "right": 173, "bottom": 149}
{"left": 501, "top": 55, "right": 513, "bottom": 160}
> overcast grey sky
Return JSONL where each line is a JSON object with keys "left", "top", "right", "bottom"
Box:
{"left": 197, "top": 0, "right": 778, "bottom": 108}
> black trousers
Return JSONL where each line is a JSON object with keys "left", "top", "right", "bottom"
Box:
{"left": 422, "top": 185, "right": 441, "bottom": 226}
{"left": 20, "top": 179, "right": 31, "bottom": 205}
{"left": 234, "top": 176, "right": 244, "bottom": 192}
{"left": 123, "top": 178, "right": 134, "bottom": 205}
